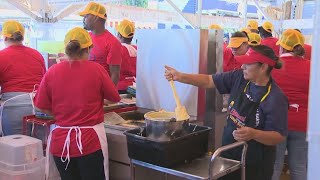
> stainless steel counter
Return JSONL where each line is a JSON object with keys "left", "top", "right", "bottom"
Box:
{"left": 104, "top": 109, "right": 232, "bottom": 180}
{"left": 131, "top": 156, "right": 240, "bottom": 180}
{"left": 105, "top": 116, "right": 203, "bottom": 180}
{"left": 106, "top": 126, "right": 133, "bottom": 180}
{"left": 105, "top": 110, "right": 147, "bottom": 180}
{"left": 130, "top": 141, "right": 247, "bottom": 180}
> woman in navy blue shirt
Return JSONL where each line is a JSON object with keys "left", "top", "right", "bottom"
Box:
{"left": 165, "top": 45, "right": 288, "bottom": 180}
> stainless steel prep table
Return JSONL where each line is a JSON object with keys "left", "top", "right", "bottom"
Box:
{"left": 130, "top": 141, "right": 247, "bottom": 180}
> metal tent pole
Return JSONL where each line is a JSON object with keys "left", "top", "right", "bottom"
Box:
{"left": 307, "top": 0, "right": 320, "bottom": 179}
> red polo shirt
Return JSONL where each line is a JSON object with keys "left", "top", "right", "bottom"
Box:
{"left": 261, "top": 37, "right": 280, "bottom": 57}
{"left": 118, "top": 44, "right": 137, "bottom": 91}
{"left": 0, "top": 45, "right": 46, "bottom": 93}
{"left": 304, "top": 44, "right": 312, "bottom": 60}
{"left": 34, "top": 60, "right": 120, "bottom": 157}
{"left": 89, "top": 30, "right": 122, "bottom": 75}
{"left": 272, "top": 54, "right": 310, "bottom": 132}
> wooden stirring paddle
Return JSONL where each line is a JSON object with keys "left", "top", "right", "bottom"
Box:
{"left": 169, "top": 80, "right": 190, "bottom": 121}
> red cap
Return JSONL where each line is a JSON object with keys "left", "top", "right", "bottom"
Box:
{"left": 236, "top": 48, "right": 276, "bottom": 67}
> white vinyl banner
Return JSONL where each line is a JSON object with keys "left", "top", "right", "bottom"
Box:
{"left": 136, "top": 29, "right": 200, "bottom": 117}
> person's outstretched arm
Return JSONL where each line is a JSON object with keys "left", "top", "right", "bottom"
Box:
{"left": 164, "top": 65, "right": 215, "bottom": 89}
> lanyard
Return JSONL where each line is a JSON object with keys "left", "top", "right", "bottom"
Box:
{"left": 243, "top": 81, "right": 272, "bottom": 103}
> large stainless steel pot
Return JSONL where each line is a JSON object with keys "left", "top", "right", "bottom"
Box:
{"left": 144, "top": 111, "right": 189, "bottom": 141}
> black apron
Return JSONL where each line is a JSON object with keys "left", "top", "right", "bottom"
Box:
{"left": 219, "top": 81, "right": 276, "bottom": 180}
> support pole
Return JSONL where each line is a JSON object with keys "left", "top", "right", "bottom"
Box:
{"left": 166, "top": 0, "right": 196, "bottom": 28}
{"left": 197, "top": 0, "right": 202, "bottom": 28}
{"left": 243, "top": 0, "right": 248, "bottom": 28}
{"left": 5, "top": 0, "right": 42, "bottom": 22}
{"left": 253, "top": 0, "right": 271, "bottom": 21}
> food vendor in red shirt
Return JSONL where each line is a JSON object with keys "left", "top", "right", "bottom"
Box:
{"left": 259, "top": 21, "right": 280, "bottom": 56}
{"left": 0, "top": 20, "right": 45, "bottom": 135}
{"left": 116, "top": 19, "right": 137, "bottom": 93}
{"left": 34, "top": 27, "right": 120, "bottom": 180}
{"left": 223, "top": 32, "right": 249, "bottom": 72}
{"left": 272, "top": 29, "right": 310, "bottom": 180}
{"left": 79, "top": 2, "right": 122, "bottom": 85}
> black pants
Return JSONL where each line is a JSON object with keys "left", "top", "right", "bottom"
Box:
{"left": 54, "top": 150, "right": 105, "bottom": 180}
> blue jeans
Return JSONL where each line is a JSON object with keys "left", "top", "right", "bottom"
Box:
{"left": 1, "top": 92, "right": 33, "bottom": 135}
{"left": 272, "top": 131, "right": 308, "bottom": 180}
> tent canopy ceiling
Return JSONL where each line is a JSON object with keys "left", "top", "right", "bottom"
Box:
{"left": 0, "top": 0, "right": 275, "bottom": 16}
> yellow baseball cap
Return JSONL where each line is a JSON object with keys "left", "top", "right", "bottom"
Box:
{"left": 64, "top": 27, "right": 93, "bottom": 49}
{"left": 248, "top": 33, "right": 261, "bottom": 46}
{"left": 79, "top": 2, "right": 106, "bottom": 19}
{"left": 247, "top": 20, "right": 259, "bottom": 30}
{"left": 262, "top": 21, "right": 273, "bottom": 33}
{"left": 116, "top": 19, "right": 135, "bottom": 38}
{"left": 208, "top": 24, "right": 222, "bottom": 30}
{"left": 227, "top": 37, "right": 249, "bottom": 48}
{"left": 240, "top": 28, "right": 251, "bottom": 35}
{"left": 276, "top": 29, "right": 305, "bottom": 51}
{"left": 2, "top": 20, "right": 25, "bottom": 38}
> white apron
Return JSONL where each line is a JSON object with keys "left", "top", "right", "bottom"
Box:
{"left": 0, "top": 92, "right": 35, "bottom": 136}
{"left": 45, "top": 122, "right": 109, "bottom": 180}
